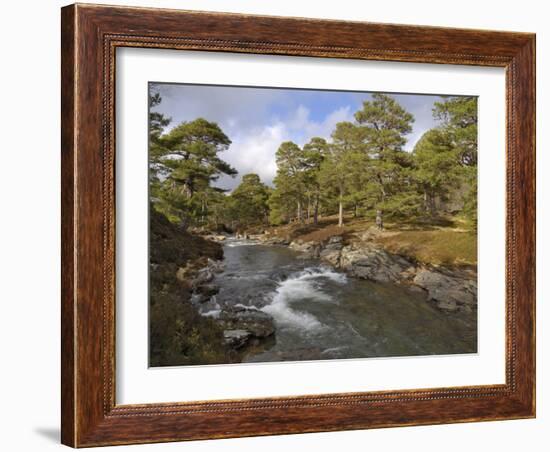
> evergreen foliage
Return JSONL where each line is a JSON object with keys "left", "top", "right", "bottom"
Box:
{"left": 149, "top": 92, "right": 478, "bottom": 232}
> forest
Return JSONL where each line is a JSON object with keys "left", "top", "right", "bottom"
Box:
{"left": 149, "top": 91, "right": 477, "bottom": 233}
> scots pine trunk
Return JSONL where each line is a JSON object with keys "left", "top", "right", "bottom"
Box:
{"left": 338, "top": 183, "right": 344, "bottom": 227}
{"left": 423, "top": 187, "right": 436, "bottom": 216}
{"left": 377, "top": 176, "right": 386, "bottom": 229}
{"left": 313, "top": 193, "right": 319, "bottom": 225}
{"left": 424, "top": 188, "right": 430, "bottom": 213}
{"left": 297, "top": 199, "right": 303, "bottom": 223}
{"left": 375, "top": 210, "right": 383, "bottom": 230}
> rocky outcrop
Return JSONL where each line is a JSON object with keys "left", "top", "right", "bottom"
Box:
{"left": 176, "top": 258, "right": 224, "bottom": 284}
{"left": 339, "top": 243, "right": 414, "bottom": 283}
{"left": 194, "top": 283, "right": 220, "bottom": 303}
{"left": 223, "top": 330, "right": 252, "bottom": 348}
{"left": 319, "top": 248, "right": 341, "bottom": 266}
{"left": 266, "top": 232, "right": 477, "bottom": 313}
{"left": 176, "top": 258, "right": 226, "bottom": 304}
{"left": 289, "top": 240, "right": 321, "bottom": 259}
{"left": 319, "top": 236, "right": 344, "bottom": 266}
{"left": 258, "top": 235, "right": 291, "bottom": 245}
{"left": 413, "top": 269, "right": 477, "bottom": 312}
{"left": 217, "top": 306, "right": 276, "bottom": 349}
{"left": 205, "top": 234, "right": 227, "bottom": 242}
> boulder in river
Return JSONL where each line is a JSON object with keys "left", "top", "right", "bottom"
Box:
{"left": 216, "top": 306, "right": 276, "bottom": 350}
{"left": 223, "top": 330, "right": 252, "bottom": 348}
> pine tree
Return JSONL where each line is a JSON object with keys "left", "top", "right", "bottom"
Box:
{"left": 230, "top": 174, "right": 271, "bottom": 227}
{"left": 433, "top": 96, "right": 477, "bottom": 166}
{"left": 270, "top": 141, "right": 308, "bottom": 223}
{"left": 413, "top": 129, "right": 462, "bottom": 216}
{"left": 318, "top": 122, "right": 368, "bottom": 227}
{"left": 354, "top": 93, "right": 420, "bottom": 224}
{"left": 153, "top": 118, "right": 237, "bottom": 229}
{"left": 148, "top": 88, "right": 171, "bottom": 183}
{"left": 302, "top": 137, "right": 328, "bottom": 224}
{"left": 433, "top": 96, "right": 478, "bottom": 225}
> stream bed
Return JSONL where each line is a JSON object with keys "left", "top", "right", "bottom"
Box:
{"left": 198, "top": 237, "right": 477, "bottom": 363}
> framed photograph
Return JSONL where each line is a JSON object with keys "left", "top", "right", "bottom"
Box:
{"left": 61, "top": 3, "right": 535, "bottom": 447}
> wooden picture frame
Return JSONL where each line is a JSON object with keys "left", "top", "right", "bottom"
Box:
{"left": 61, "top": 3, "right": 535, "bottom": 447}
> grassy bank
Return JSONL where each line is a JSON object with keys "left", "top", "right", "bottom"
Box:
{"left": 261, "top": 214, "right": 477, "bottom": 268}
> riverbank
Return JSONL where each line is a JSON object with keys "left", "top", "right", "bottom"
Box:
{"left": 150, "top": 208, "right": 478, "bottom": 366}
{"left": 149, "top": 207, "right": 231, "bottom": 367}
{"left": 249, "top": 215, "right": 477, "bottom": 313}
{"left": 149, "top": 207, "right": 278, "bottom": 366}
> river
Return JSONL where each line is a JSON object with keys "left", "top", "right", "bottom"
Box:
{"left": 198, "top": 237, "right": 477, "bottom": 363}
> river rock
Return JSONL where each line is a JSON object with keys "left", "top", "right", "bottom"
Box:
{"left": 261, "top": 236, "right": 290, "bottom": 245}
{"left": 193, "top": 268, "right": 214, "bottom": 286}
{"left": 289, "top": 240, "right": 310, "bottom": 252}
{"left": 206, "top": 257, "right": 225, "bottom": 273}
{"left": 307, "top": 244, "right": 322, "bottom": 259}
{"left": 290, "top": 240, "right": 321, "bottom": 259}
{"left": 324, "top": 236, "right": 344, "bottom": 251}
{"left": 217, "top": 307, "right": 275, "bottom": 340}
{"left": 339, "top": 243, "right": 413, "bottom": 283}
{"left": 206, "top": 234, "right": 227, "bottom": 242}
{"left": 413, "top": 269, "right": 477, "bottom": 312}
{"left": 320, "top": 248, "right": 341, "bottom": 266}
{"left": 223, "top": 330, "right": 251, "bottom": 348}
{"left": 191, "top": 279, "right": 220, "bottom": 304}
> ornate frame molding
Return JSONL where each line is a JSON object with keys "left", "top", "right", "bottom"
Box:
{"left": 61, "top": 4, "right": 535, "bottom": 447}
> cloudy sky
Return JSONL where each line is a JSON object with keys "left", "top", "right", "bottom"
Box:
{"left": 150, "top": 82, "right": 446, "bottom": 191}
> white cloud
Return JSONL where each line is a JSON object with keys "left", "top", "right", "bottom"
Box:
{"left": 216, "top": 104, "right": 355, "bottom": 190}
{"left": 215, "top": 123, "right": 285, "bottom": 190}
{"left": 301, "top": 106, "right": 354, "bottom": 143}
{"left": 152, "top": 83, "right": 286, "bottom": 134}
{"left": 286, "top": 104, "right": 310, "bottom": 130}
